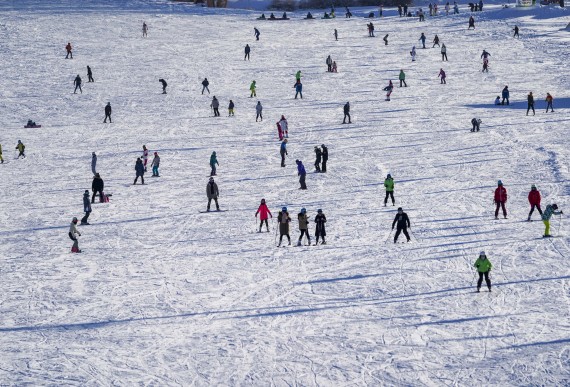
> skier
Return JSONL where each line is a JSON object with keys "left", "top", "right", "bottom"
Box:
{"left": 206, "top": 177, "right": 220, "bottom": 211}
{"left": 211, "top": 96, "right": 220, "bottom": 117}
{"left": 479, "top": 0, "right": 484, "bottom": 11}
{"left": 383, "top": 34, "right": 389, "bottom": 45}
{"left": 209, "top": 151, "right": 219, "bottom": 176}
{"left": 398, "top": 4, "right": 403, "bottom": 16}
{"left": 392, "top": 207, "right": 411, "bottom": 243}
{"left": 513, "top": 25, "right": 519, "bottom": 38}
{"left": 326, "top": 55, "right": 333, "bottom": 72}
{"left": 495, "top": 96, "right": 501, "bottom": 105}
{"left": 526, "top": 92, "right": 535, "bottom": 116}
{"left": 367, "top": 22, "right": 375, "bottom": 37}
{"left": 202, "top": 78, "right": 210, "bottom": 94}
{"left": 542, "top": 204, "right": 563, "bottom": 237}
{"left": 91, "top": 173, "right": 104, "bottom": 203}
{"left": 277, "top": 207, "right": 292, "bottom": 246}
{"left": 343, "top": 102, "right": 351, "bottom": 124}
{"left": 296, "top": 159, "right": 307, "bottom": 190}
{"left": 65, "top": 42, "right": 73, "bottom": 59}
{"left": 294, "top": 80, "right": 303, "bottom": 99}
{"left": 482, "top": 57, "right": 489, "bottom": 72}
{"left": 441, "top": 43, "right": 448, "bottom": 61}
{"left": 383, "top": 80, "right": 394, "bottom": 101}
{"left": 134, "top": 157, "right": 145, "bottom": 185}
{"left": 494, "top": 180, "right": 507, "bottom": 219}
{"left": 228, "top": 100, "right": 235, "bottom": 116}
{"left": 321, "top": 144, "right": 328, "bottom": 172}
{"left": 254, "top": 27, "right": 260, "bottom": 41}
{"left": 81, "top": 190, "right": 92, "bottom": 225}
{"left": 471, "top": 118, "right": 482, "bottom": 132}
{"left": 142, "top": 145, "right": 149, "bottom": 172}
{"left": 142, "top": 22, "right": 148, "bottom": 37}
{"left": 545, "top": 93, "right": 554, "bottom": 113}
{"left": 527, "top": 184, "right": 542, "bottom": 221}
{"left": 73, "top": 74, "right": 82, "bottom": 94}
{"left": 91, "top": 152, "right": 97, "bottom": 175}
{"left": 474, "top": 252, "right": 492, "bottom": 292}
{"left": 332, "top": 61, "right": 338, "bottom": 73}
{"left": 438, "top": 68, "right": 447, "bottom": 84}
{"left": 384, "top": 173, "right": 395, "bottom": 206}
{"left": 87, "top": 65, "right": 94, "bottom": 82}
{"left": 244, "top": 44, "right": 250, "bottom": 60}
{"left": 297, "top": 208, "right": 310, "bottom": 245}
{"left": 314, "top": 209, "right": 327, "bottom": 245}
{"left": 454, "top": 2, "right": 459, "bottom": 13}
{"left": 69, "top": 217, "right": 81, "bottom": 253}
{"left": 159, "top": 78, "right": 167, "bottom": 94}
{"left": 411, "top": 46, "right": 417, "bottom": 62}
{"left": 103, "top": 102, "right": 112, "bottom": 123}
{"left": 501, "top": 86, "right": 509, "bottom": 105}
{"left": 419, "top": 33, "right": 426, "bottom": 48}
{"left": 250, "top": 80, "right": 257, "bottom": 97}
{"left": 0, "top": 143, "right": 3, "bottom": 163}
{"left": 468, "top": 16, "right": 475, "bottom": 29}
{"left": 279, "top": 115, "right": 289, "bottom": 138}
{"left": 314, "top": 146, "right": 322, "bottom": 172}
{"left": 280, "top": 139, "right": 288, "bottom": 167}
{"left": 255, "top": 198, "right": 273, "bottom": 232}
{"left": 432, "top": 34, "right": 440, "bottom": 47}
{"left": 334, "top": 29, "right": 338, "bottom": 41}
{"left": 255, "top": 101, "right": 262, "bottom": 121}
{"left": 15, "top": 140, "right": 25, "bottom": 158}
{"left": 399, "top": 70, "right": 407, "bottom": 87}
{"left": 151, "top": 152, "right": 160, "bottom": 177}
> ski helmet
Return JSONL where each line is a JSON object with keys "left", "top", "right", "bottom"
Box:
{"left": 282, "top": 207, "right": 287, "bottom": 212}
{"left": 480, "top": 251, "right": 486, "bottom": 257}
{"left": 498, "top": 180, "right": 503, "bottom": 186}
{"left": 397, "top": 207, "right": 403, "bottom": 212}
{"left": 552, "top": 204, "right": 558, "bottom": 210}
{"left": 301, "top": 208, "right": 306, "bottom": 213}
{"left": 317, "top": 209, "right": 322, "bottom": 213}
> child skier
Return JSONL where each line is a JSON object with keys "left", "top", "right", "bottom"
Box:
{"left": 81, "top": 190, "right": 92, "bottom": 225}
{"left": 255, "top": 198, "right": 272, "bottom": 232}
{"left": 527, "top": 184, "right": 542, "bottom": 221}
{"left": 474, "top": 251, "right": 492, "bottom": 292}
{"left": 384, "top": 174, "right": 395, "bottom": 206}
{"left": 297, "top": 208, "right": 310, "bottom": 245}
{"left": 228, "top": 100, "right": 235, "bottom": 116}
{"left": 494, "top": 180, "right": 507, "bottom": 219}
{"left": 277, "top": 207, "right": 292, "bottom": 246}
{"left": 69, "top": 217, "right": 81, "bottom": 253}
{"left": 392, "top": 207, "right": 411, "bottom": 243}
{"left": 314, "top": 209, "right": 327, "bottom": 245}
{"left": 151, "top": 152, "right": 160, "bottom": 177}
{"left": 250, "top": 81, "right": 257, "bottom": 97}
{"left": 210, "top": 151, "right": 219, "bottom": 176}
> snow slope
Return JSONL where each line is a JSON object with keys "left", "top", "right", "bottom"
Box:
{"left": 0, "top": 0, "right": 569, "bottom": 384}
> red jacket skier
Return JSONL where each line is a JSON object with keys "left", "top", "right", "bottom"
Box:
{"left": 527, "top": 184, "right": 542, "bottom": 221}
{"left": 255, "top": 199, "right": 273, "bottom": 232}
{"left": 494, "top": 180, "right": 507, "bottom": 219}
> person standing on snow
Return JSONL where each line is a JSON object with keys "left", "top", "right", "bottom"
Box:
{"left": 545, "top": 93, "right": 554, "bottom": 113}
{"left": 255, "top": 101, "right": 263, "bottom": 121}
{"left": 468, "top": 16, "right": 475, "bottom": 29}
{"left": 15, "top": 140, "right": 25, "bottom": 158}
{"left": 202, "top": 78, "right": 210, "bottom": 94}
{"left": 383, "top": 34, "right": 389, "bottom": 45}
{"left": 296, "top": 159, "right": 307, "bottom": 189}
{"left": 474, "top": 251, "right": 492, "bottom": 292}
{"left": 501, "top": 86, "right": 509, "bottom": 105}
{"left": 211, "top": 96, "right": 220, "bottom": 117}
{"left": 419, "top": 33, "right": 427, "bottom": 48}
{"left": 392, "top": 207, "right": 411, "bottom": 243}
{"left": 103, "top": 102, "right": 112, "bottom": 123}
{"left": 399, "top": 70, "right": 407, "bottom": 87}
{"left": 441, "top": 43, "right": 448, "bottom": 61}
{"left": 228, "top": 100, "right": 235, "bottom": 116}
{"left": 297, "top": 208, "right": 311, "bottom": 245}
{"left": 254, "top": 27, "right": 260, "bottom": 40}
{"left": 142, "top": 22, "right": 148, "bottom": 37}
{"left": 541, "top": 204, "right": 563, "bottom": 238}
{"left": 209, "top": 151, "right": 219, "bottom": 176}
{"left": 343, "top": 102, "right": 351, "bottom": 124}
{"left": 471, "top": 118, "right": 482, "bottom": 132}
{"left": 134, "top": 157, "right": 145, "bottom": 185}
{"left": 87, "top": 65, "right": 94, "bottom": 82}
{"left": 494, "top": 180, "right": 507, "bottom": 219}
{"left": 383, "top": 80, "right": 394, "bottom": 101}
{"left": 438, "top": 68, "right": 447, "bottom": 84}
{"left": 73, "top": 74, "right": 82, "bottom": 94}
{"left": 255, "top": 198, "right": 273, "bottom": 232}
{"left": 142, "top": 145, "right": 149, "bottom": 172}
{"left": 482, "top": 57, "right": 489, "bottom": 72}
{"left": 206, "top": 177, "right": 220, "bottom": 212}
{"left": 433, "top": 34, "right": 440, "bottom": 47}
{"left": 277, "top": 207, "right": 292, "bottom": 246}
{"left": 65, "top": 42, "right": 73, "bottom": 59}
{"left": 69, "top": 217, "right": 81, "bottom": 253}
{"left": 410, "top": 46, "right": 417, "bottom": 62}
{"left": 0, "top": 143, "right": 3, "bottom": 164}
{"left": 250, "top": 80, "right": 257, "bottom": 97}
{"left": 244, "top": 44, "right": 250, "bottom": 60}
{"left": 314, "top": 209, "right": 327, "bottom": 245}
{"left": 334, "top": 29, "right": 338, "bottom": 41}
{"left": 159, "top": 78, "right": 167, "bottom": 94}
{"left": 91, "top": 173, "right": 104, "bottom": 203}
{"left": 294, "top": 80, "right": 303, "bottom": 99}
{"left": 513, "top": 25, "right": 519, "bottom": 38}
{"left": 326, "top": 55, "right": 333, "bottom": 72}
{"left": 151, "top": 152, "right": 160, "bottom": 177}
{"left": 81, "top": 190, "right": 92, "bottom": 225}
{"left": 384, "top": 174, "right": 395, "bottom": 206}
{"left": 280, "top": 139, "right": 288, "bottom": 167}
{"left": 279, "top": 115, "right": 288, "bottom": 138}
{"left": 321, "top": 144, "right": 328, "bottom": 172}
{"left": 314, "top": 146, "right": 322, "bottom": 172}
{"left": 527, "top": 184, "right": 542, "bottom": 221}
{"left": 526, "top": 92, "right": 535, "bottom": 116}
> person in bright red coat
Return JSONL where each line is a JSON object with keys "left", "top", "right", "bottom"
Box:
{"left": 494, "top": 180, "right": 507, "bottom": 219}
{"left": 255, "top": 198, "right": 273, "bottom": 232}
{"left": 527, "top": 184, "right": 542, "bottom": 221}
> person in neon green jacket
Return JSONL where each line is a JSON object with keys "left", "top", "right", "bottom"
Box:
{"left": 384, "top": 173, "right": 395, "bottom": 206}
{"left": 541, "top": 204, "right": 563, "bottom": 237}
{"left": 474, "top": 251, "right": 492, "bottom": 292}
{"left": 249, "top": 81, "right": 256, "bottom": 97}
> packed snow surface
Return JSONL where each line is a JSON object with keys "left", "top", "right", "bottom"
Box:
{"left": 0, "top": 0, "right": 569, "bottom": 385}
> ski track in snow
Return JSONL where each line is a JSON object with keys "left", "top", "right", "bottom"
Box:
{"left": 0, "top": 0, "right": 569, "bottom": 385}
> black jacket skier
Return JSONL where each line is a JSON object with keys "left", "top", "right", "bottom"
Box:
{"left": 314, "top": 209, "right": 327, "bottom": 245}
{"left": 74, "top": 75, "right": 82, "bottom": 94}
{"left": 321, "top": 144, "right": 328, "bottom": 172}
{"left": 392, "top": 207, "right": 411, "bottom": 243}
{"left": 91, "top": 173, "right": 104, "bottom": 203}
{"left": 245, "top": 44, "right": 250, "bottom": 60}
{"left": 159, "top": 78, "right": 167, "bottom": 94}
{"left": 87, "top": 65, "right": 94, "bottom": 82}
{"left": 202, "top": 78, "right": 210, "bottom": 94}
{"left": 343, "top": 102, "right": 351, "bottom": 124}
{"left": 314, "top": 146, "right": 322, "bottom": 172}
{"left": 104, "top": 102, "right": 112, "bottom": 123}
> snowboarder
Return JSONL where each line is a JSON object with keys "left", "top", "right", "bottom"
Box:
{"left": 383, "top": 80, "right": 394, "bottom": 100}
{"left": 526, "top": 92, "right": 535, "bottom": 116}
{"left": 134, "top": 157, "right": 145, "bottom": 185}
{"left": 433, "top": 34, "right": 440, "bottom": 47}
{"left": 91, "top": 152, "right": 97, "bottom": 175}
{"left": 321, "top": 144, "right": 328, "bottom": 172}
{"left": 73, "top": 74, "right": 82, "bottom": 94}
{"left": 15, "top": 140, "right": 25, "bottom": 158}
{"left": 250, "top": 80, "right": 257, "bottom": 97}
{"left": 280, "top": 139, "right": 288, "bottom": 167}
{"left": 69, "top": 217, "right": 81, "bottom": 253}
{"left": 279, "top": 115, "right": 289, "bottom": 138}
{"left": 314, "top": 146, "right": 322, "bottom": 172}
{"left": 209, "top": 151, "right": 219, "bottom": 176}
{"left": 545, "top": 93, "right": 554, "bottom": 113}
{"left": 474, "top": 252, "right": 492, "bottom": 292}
{"left": 159, "top": 78, "right": 167, "bottom": 94}
{"left": 494, "top": 180, "right": 507, "bottom": 219}
{"left": 441, "top": 43, "right": 448, "bottom": 61}
{"left": 297, "top": 208, "right": 311, "bottom": 245}
{"left": 142, "top": 22, "right": 148, "bottom": 37}
{"left": 542, "top": 204, "right": 563, "bottom": 237}
{"left": 91, "top": 173, "right": 104, "bottom": 203}
{"left": 314, "top": 209, "right": 327, "bottom": 245}
{"left": 254, "top": 27, "right": 260, "bottom": 41}
{"left": 326, "top": 55, "right": 333, "bottom": 72}
{"left": 471, "top": 118, "right": 481, "bottom": 131}
{"left": 103, "top": 102, "right": 112, "bottom": 123}
{"left": 255, "top": 199, "right": 273, "bottom": 232}
{"left": 468, "top": 16, "right": 475, "bottom": 29}
{"left": 501, "top": 86, "right": 509, "bottom": 105}
{"left": 399, "top": 70, "right": 407, "bottom": 87}
{"left": 438, "top": 68, "right": 447, "bottom": 84}
{"left": 255, "top": 101, "right": 262, "bottom": 121}
{"left": 142, "top": 145, "right": 148, "bottom": 171}
{"left": 244, "top": 44, "right": 250, "bottom": 60}
{"left": 65, "top": 42, "right": 72, "bottom": 59}
{"left": 202, "top": 78, "right": 210, "bottom": 94}
{"left": 343, "top": 102, "right": 351, "bottom": 124}
{"left": 527, "top": 184, "right": 542, "bottom": 221}
{"left": 151, "top": 152, "right": 160, "bottom": 177}
{"left": 392, "top": 207, "right": 411, "bottom": 243}
{"left": 277, "top": 207, "right": 292, "bottom": 246}
{"left": 513, "top": 25, "right": 519, "bottom": 38}
{"left": 81, "top": 190, "right": 92, "bottom": 225}
{"left": 296, "top": 159, "right": 307, "bottom": 190}
{"left": 383, "top": 34, "right": 389, "bottom": 45}
{"left": 211, "top": 96, "right": 220, "bottom": 117}
{"left": 419, "top": 33, "right": 427, "bottom": 48}
{"left": 228, "top": 100, "right": 235, "bottom": 116}
{"left": 411, "top": 46, "right": 417, "bottom": 62}
{"left": 384, "top": 174, "right": 395, "bottom": 206}
{"left": 334, "top": 29, "right": 338, "bottom": 41}
{"left": 294, "top": 80, "right": 303, "bottom": 99}
{"left": 206, "top": 177, "right": 220, "bottom": 211}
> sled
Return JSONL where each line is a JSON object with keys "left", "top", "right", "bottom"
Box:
{"left": 100, "top": 192, "right": 111, "bottom": 203}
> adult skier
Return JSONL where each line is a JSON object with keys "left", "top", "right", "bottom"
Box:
{"left": 513, "top": 25, "right": 519, "bottom": 38}
{"left": 384, "top": 173, "right": 395, "bottom": 206}
{"left": 159, "top": 78, "right": 167, "bottom": 94}
{"left": 542, "top": 204, "right": 563, "bottom": 237}
{"left": 441, "top": 43, "right": 448, "bottom": 61}
{"left": 399, "top": 70, "right": 407, "bottom": 87}
{"left": 244, "top": 44, "right": 250, "bottom": 60}
{"left": 314, "top": 146, "right": 322, "bottom": 172}
{"left": 81, "top": 190, "right": 92, "bottom": 225}
{"left": 134, "top": 157, "right": 145, "bottom": 185}
{"left": 471, "top": 118, "right": 481, "bottom": 132}
{"left": 326, "top": 55, "right": 333, "bottom": 72}
{"left": 202, "top": 78, "right": 210, "bottom": 94}
{"left": 209, "top": 151, "right": 219, "bottom": 176}
{"left": 91, "top": 152, "right": 97, "bottom": 175}
{"left": 297, "top": 208, "right": 310, "bottom": 245}
{"left": 468, "top": 16, "right": 475, "bottom": 29}
{"left": 255, "top": 101, "right": 263, "bottom": 121}
{"left": 279, "top": 115, "right": 288, "bottom": 138}
{"left": 410, "top": 46, "right": 417, "bottom": 62}
{"left": 501, "top": 86, "right": 510, "bottom": 105}
{"left": 392, "top": 207, "right": 411, "bottom": 243}
{"left": 383, "top": 80, "right": 394, "bottom": 101}
{"left": 433, "top": 34, "right": 440, "bottom": 47}
{"left": 314, "top": 209, "right": 327, "bottom": 245}
{"left": 87, "top": 65, "right": 94, "bottom": 82}
{"left": 494, "top": 180, "right": 507, "bottom": 219}
{"left": 151, "top": 152, "right": 160, "bottom": 177}
{"left": 277, "top": 207, "right": 292, "bottom": 246}
{"left": 419, "top": 33, "right": 427, "bottom": 48}
{"left": 73, "top": 74, "right": 82, "bottom": 94}
{"left": 526, "top": 92, "right": 535, "bottom": 116}
{"left": 294, "top": 80, "right": 303, "bottom": 99}
{"left": 280, "top": 139, "right": 288, "bottom": 167}
{"left": 438, "top": 68, "right": 447, "bottom": 84}
{"left": 383, "top": 34, "right": 389, "bottom": 45}
{"left": 69, "top": 217, "right": 81, "bottom": 253}
{"left": 206, "top": 177, "right": 220, "bottom": 212}
{"left": 343, "top": 102, "right": 351, "bottom": 124}
{"left": 545, "top": 93, "right": 554, "bottom": 113}
{"left": 228, "top": 100, "right": 235, "bottom": 116}
{"left": 254, "top": 27, "right": 260, "bottom": 40}
{"left": 334, "top": 29, "right": 338, "bottom": 41}
{"left": 211, "top": 96, "right": 220, "bottom": 117}
{"left": 474, "top": 252, "right": 492, "bottom": 292}
{"left": 296, "top": 159, "right": 307, "bottom": 190}
{"left": 250, "top": 80, "right": 257, "bottom": 97}
{"left": 142, "top": 22, "right": 148, "bottom": 37}
{"left": 103, "top": 102, "right": 112, "bottom": 123}
{"left": 255, "top": 199, "right": 272, "bottom": 232}
{"left": 527, "top": 184, "right": 542, "bottom": 221}
{"left": 65, "top": 42, "right": 73, "bottom": 59}
{"left": 91, "top": 173, "right": 104, "bottom": 203}
{"left": 15, "top": 140, "right": 25, "bottom": 158}
{"left": 321, "top": 144, "right": 328, "bottom": 172}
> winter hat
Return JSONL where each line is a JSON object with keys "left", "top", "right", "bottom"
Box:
{"left": 552, "top": 204, "right": 558, "bottom": 210}
{"left": 387, "top": 173, "right": 392, "bottom": 178}
{"left": 498, "top": 180, "right": 503, "bottom": 186}
{"left": 479, "top": 251, "right": 486, "bottom": 257}
{"left": 72, "top": 217, "right": 78, "bottom": 223}
{"left": 84, "top": 190, "right": 89, "bottom": 195}
{"left": 531, "top": 184, "right": 536, "bottom": 189}
{"left": 397, "top": 207, "right": 403, "bottom": 212}
{"left": 282, "top": 207, "right": 287, "bottom": 212}
{"left": 154, "top": 152, "right": 158, "bottom": 156}
{"left": 209, "top": 177, "right": 214, "bottom": 182}
{"left": 301, "top": 208, "right": 306, "bottom": 213}
{"left": 317, "top": 209, "right": 322, "bottom": 213}
{"left": 281, "top": 115, "right": 285, "bottom": 120}
{"left": 261, "top": 198, "right": 266, "bottom": 204}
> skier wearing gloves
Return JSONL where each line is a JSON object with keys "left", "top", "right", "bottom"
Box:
{"left": 255, "top": 198, "right": 272, "bottom": 232}
{"left": 474, "top": 251, "right": 492, "bottom": 292}
{"left": 321, "top": 144, "right": 328, "bottom": 172}
{"left": 255, "top": 101, "right": 263, "bottom": 121}
{"left": 15, "top": 140, "right": 25, "bottom": 158}
{"left": 69, "top": 217, "right": 81, "bottom": 253}
{"left": 399, "top": 70, "right": 407, "bottom": 87}
{"left": 206, "top": 177, "right": 220, "bottom": 212}
{"left": 384, "top": 174, "right": 395, "bottom": 206}
{"left": 81, "top": 190, "right": 92, "bottom": 225}
{"left": 527, "top": 184, "right": 542, "bottom": 221}
{"left": 211, "top": 96, "right": 220, "bottom": 117}
{"left": 151, "top": 152, "right": 160, "bottom": 177}
{"left": 134, "top": 157, "right": 145, "bottom": 185}
{"left": 494, "top": 180, "right": 507, "bottom": 219}
{"left": 296, "top": 159, "right": 307, "bottom": 190}
{"left": 210, "top": 151, "right": 219, "bottom": 176}
{"left": 314, "top": 209, "right": 327, "bottom": 245}
{"left": 392, "top": 207, "right": 411, "bottom": 243}
{"left": 383, "top": 80, "right": 394, "bottom": 101}
{"left": 541, "top": 204, "right": 563, "bottom": 238}
{"left": 277, "top": 207, "right": 292, "bottom": 246}
{"left": 73, "top": 74, "right": 82, "bottom": 94}
{"left": 297, "top": 208, "right": 311, "bottom": 246}
{"left": 280, "top": 139, "right": 288, "bottom": 167}
{"left": 314, "top": 146, "right": 322, "bottom": 172}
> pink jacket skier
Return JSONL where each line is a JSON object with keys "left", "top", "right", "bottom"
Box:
{"left": 255, "top": 199, "right": 273, "bottom": 232}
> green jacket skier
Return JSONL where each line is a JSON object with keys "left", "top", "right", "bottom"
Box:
{"left": 399, "top": 70, "right": 407, "bottom": 87}
{"left": 474, "top": 251, "right": 492, "bottom": 292}
{"left": 384, "top": 174, "right": 395, "bottom": 206}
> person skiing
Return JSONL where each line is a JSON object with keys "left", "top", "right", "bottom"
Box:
{"left": 228, "top": 100, "right": 235, "bottom": 116}
{"left": 244, "top": 44, "right": 250, "bottom": 60}
{"left": 65, "top": 42, "right": 72, "bottom": 59}
{"left": 542, "top": 204, "right": 563, "bottom": 237}
{"left": 392, "top": 207, "right": 411, "bottom": 243}
{"left": 277, "top": 207, "right": 291, "bottom": 246}
{"left": 103, "top": 102, "right": 112, "bottom": 123}
{"left": 91, "top": 173, "right": 104, "bottom": 203}
{"left": 419, "top": 33, "right": 427, "bottom": 48}
{"left": 334, "top": 29, "right": 338, "bottom": 41}
{"left": 441, "top": 43, "right": 448, "bottom": 61}
{"left": 255, "top": 198, "right": 273, "bottom": 232}
{"left": 0, "top": 143, "right": 3, "bottom": 164}
{"left": 482, "top": 57, "right": 489, "bottom": 72}
{"left": 474, "top": 252, "right": 492, "bottom": 292}
{"left": 294, "top": 80, "right": 303, "bottom": 99}
{"left": 527, "top": 184, "right": 542, "bottom": 221}
{"left": 159, "top": 78, "right": 167, "bottom": 94}
{"left": 495, "top": 96, "right": 501, "bottom": 105}
{"left": 250, "top": 80, "right": 257, "bottom": 97}
{"left": 399, "top": 70, "right": 407, "bottom": 87}
{"left": 494, "top": 180, "right": 507, "bottom": 219}
{"left": 134, "top": 157, "right": 145, "bottom": 185}
{"left": 343, "top": 102, "right": 351, "bottom": 124}
{"left": 410, "top": 46, "right": 417, "bottom": 62}
{"left": 468, "top": 16, "right": 475, "bottom": 29}
{"left": 501, "top": 86, "right": 509, "bottom": 105}
{"left": 321, "top": 144, "right": 328, "bottom": 172}
{"left": 91, "top": 152, "right": 97, "bottom": 175}
{"left": 255, "top": 101, "right": 262, "bottom": 121}
{"left": 438, "top": 68, "right": 447, "bottom": 84}
{"left": 383, "top": 34, "right": 389, "bottom": 45}
{"left": 526, "top": 92, "right": 535, "bottom": 116}
{"left": 384, "top": 173, "right": 395, "bottom": 206}
{"left": 73, "top": 74, "right": 82, "bottom": 94}
{"left": 545, "top": 93, "right": 554, "bottom": 113}
{"left": 254, "top": 27, "right": 260, "bottom": 40}
{"left": 513, "top": 25, "right": 519, "bottom": 38}
{"left": 432, "top": 34, "right": 440, "bottom": 47}
{"left": 296, "top": 159, "right": 307, "bottom": 189}
{"left": 87, "top": 65, "right": 94, "bottom": 82}
{"left": 209, "top": 151, "right": 219, "bottom": 176}
{"left": 326, "top": 55, "right": 333, "bottom": 72}
{"left": 314, "top": 209, "right": 327, "bottom": 245}
{"left": 297, "top": 208, "right": 310, "bottom": 245}
{"left": 280, "top": 139, "right": 288, "bottom": 167}
{"left": 383, "top": 80, "right": 394, "bottom": 101}
{"left": 206, "top": 177, "right": 220, "bottom": 211}
{"left": 69, "top": 217, "right": 81, "bottom": 253}
{"left": 202, "top": 78, "right": 210, "bottom": 94}
{"left": 142, "top": 145, "right": 149, "bottom": 172}
{"left": 314, "top": 146, "right": 322, "bottom": 172}
{"left": 471, "top": 118, "right": 482, "bottom": 132}
{"left": 81, "top": 190, "right": 92, "bottom": 225}
{"left": 211, "top": 96, "right": 220, "bottom": 117}
{"left": 142, "top": 22, "right": 148, "bottom": 37}
{"left": 15, "top": 140, "right": 25, "bottom": 158}
{"left": 151, "top": 152, "right": 160, "bottom": 177}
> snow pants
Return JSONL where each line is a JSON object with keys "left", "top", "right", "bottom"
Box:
{"left": 322, "top": 159, "right": 327, "bottom": 172}
{"left": 495, "top": 201, "right": 507, "bottom": 218}
{"left": 279, "top": 233, "right": 291, "bottom": 244}
{"left": 526, "top": 103, "right": 535, "bottom": 115}
{"left": 81, "top": 211, "right": 91, "bottom": 224}
{"left": 343, "top": 112, "right": 351, "bottom": 124}
{"left": 256, "top": 112, "right": 262, "bottom": 121}
{"left": 213, "top": 108, "right": 220, "bottom": 116}
{"left": 543, "top": 220, "right": 550, "bottom": 236}
{"left": 152, "top": 165, "right": 159, "bottom": 176}
{"left": 477, "top": 271, "right": 491, "bottom": 289}
{"left": 400, "top": 79, "right": 407, "bottom": 87}
{"left": 245, "top": 53, "right": 250, "bottom": 60}
{"left": 442, "top": 53, "right": 448, "bottom": 61}
{"left": 207, "top": 197, "right": 219, "bottom": 211}
{"left": 528, "top": 204, "right": 542, "bottom": 218}
{"left": 134, "top": 175, "right": 145, "bottom": 185}
{"left": 202, "top": 86, "right": 210, "bottom": 94}
{"left": 299, "top": 174, "right": 307, "bottom": 189}
{"left": 280, "top": 150, "right": 286, "bottom": 167}
{"left": 104, "top": 113, "right": 112, "bottom": 123}
{"left": 394, "top": 226, "right": 410, "bottom": 242}
{"left": 384, "top": 191, "right": 395, "bottom": 205}
{"left": 259, "top": 219, "right": 269, "bottom": 231}
{"left": 92, "top": 190, "right": 103, "bottom": 203}
{"left": 66, "top": 51, "right": 72, "bottom": 59}
{"left": 74, "top": 84, "right": 82, "bottom": 93}
{"left": 69, "top": 232, "right": 79, "bottom": 251}
{"left": 501, "top": 97, "right": 509, "bottom": 105}
{"left": 295, "top": 91, "right": 302, "bottom": 99}
{"left": 315, "top": 159, "right": 321, "bottom": 172}
{"left": 546, "top": 102, "right": 553, "bottom": 112}
{"left": 210, "top": 164, "right": 217, "bottom": 176}
{"left": 88, "top": 74, "right": 94, "bottom": 82}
